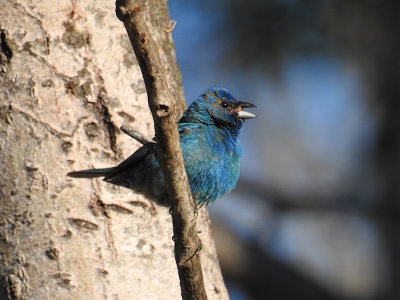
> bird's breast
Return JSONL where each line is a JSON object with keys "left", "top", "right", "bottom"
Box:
{"left": 182, "top": 132, "right": 241, "bottom": 205}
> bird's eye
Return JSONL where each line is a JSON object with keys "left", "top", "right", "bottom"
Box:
{"left": 222, "top": 102, "right": 228, "bottom": 108}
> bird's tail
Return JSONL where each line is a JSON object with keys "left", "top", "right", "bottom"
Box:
{"left": 67, "top": 168, "right": 114, "bottom": 178}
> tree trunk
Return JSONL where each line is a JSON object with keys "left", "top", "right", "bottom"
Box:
{"left": 0, "top": 0, "right": 228, "bottom": 299}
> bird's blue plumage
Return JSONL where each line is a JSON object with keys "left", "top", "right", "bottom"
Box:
{"left": 68, "top": 87, "right": 256, "bottom": 207}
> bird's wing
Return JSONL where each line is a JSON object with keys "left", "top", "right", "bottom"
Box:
{"left": 104, "top": 146, "right": 151, "bottom": 180}
{"left": 104, "top": 124, "right": 202, "bottom": 181}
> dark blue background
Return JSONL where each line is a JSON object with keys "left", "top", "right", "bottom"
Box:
{"left": 169, "top": 1, "right": 399, "bottom": 299}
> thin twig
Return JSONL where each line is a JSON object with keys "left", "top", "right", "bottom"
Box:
{"left": 115, "top": 1, "right": 207, "bottom": 299}
{"left": 120, "top": 125, "right": 157, "bottom": 150}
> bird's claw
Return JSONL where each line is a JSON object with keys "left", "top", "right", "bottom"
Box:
{"left": 182, "top": 238, "right": 202, "bottom": 264}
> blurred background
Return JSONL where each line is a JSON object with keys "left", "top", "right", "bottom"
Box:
{"left": 169, "top": 1, "right": 400, "bottom": 299}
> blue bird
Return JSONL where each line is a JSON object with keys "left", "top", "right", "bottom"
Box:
{"left": 68, "top": 87, "right": 256, "bottom": 207}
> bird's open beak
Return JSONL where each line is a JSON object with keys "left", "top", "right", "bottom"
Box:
{"left": 236, "top": 101, "right": 257, "bottom": 119}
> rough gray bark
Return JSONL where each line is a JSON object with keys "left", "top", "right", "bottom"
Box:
{"left": 0, "top": 0, "right": 228, "bottom": 299}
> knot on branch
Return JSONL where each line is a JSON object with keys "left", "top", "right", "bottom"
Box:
{"left": 156, "top": 104, "right": 170, "bottom": 117}
{"left": 115, "top": 0, "right": 141, "bottom": 22}
{"left": 139, "top": 33, "right": 146, "bottom": 45}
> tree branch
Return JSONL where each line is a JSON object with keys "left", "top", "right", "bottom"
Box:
{"left": 120, "top": 125, "right": 157, "bottom": 150}
{"left": 115, "top": 1, "right": 207, "bottom": 299}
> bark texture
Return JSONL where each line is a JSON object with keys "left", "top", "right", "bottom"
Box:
{"left": 115, "top": 1, "right": 207, "bottom": 299}
{"left": 0, "top": 0, "right": 228, "bottom": 299}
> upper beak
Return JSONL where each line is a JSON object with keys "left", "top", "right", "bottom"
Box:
{"left": 236, "top": 101, "right": 257, "bottom": 119}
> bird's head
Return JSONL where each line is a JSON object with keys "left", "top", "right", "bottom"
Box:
{"left": 180, "top": 87, "right": 256, "bottom": 132}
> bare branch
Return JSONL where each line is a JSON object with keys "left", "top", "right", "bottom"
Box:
{"left": 115, "top": 1, "right": 207, "bottom": 299}
{"left": 120, "top": 125, "right": 156, "bottom": 150}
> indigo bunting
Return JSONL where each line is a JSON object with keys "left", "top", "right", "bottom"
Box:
{"left": 68, "top": 87, "right": 256, "bottom": 207}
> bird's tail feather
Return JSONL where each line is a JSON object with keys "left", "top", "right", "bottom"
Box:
{"left": 67, "top": 168, "right": 114, "bottom": 178}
